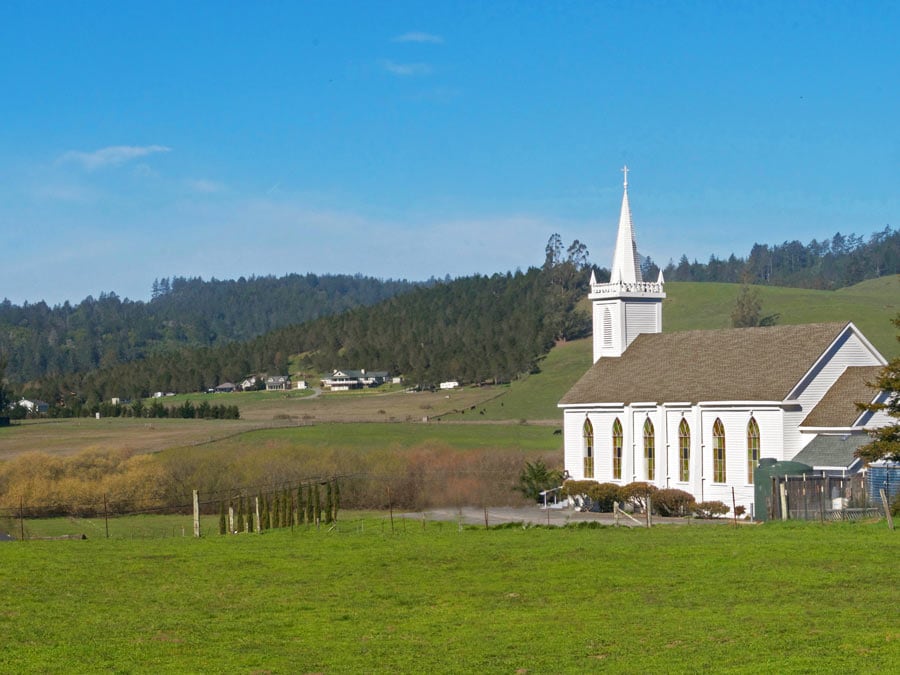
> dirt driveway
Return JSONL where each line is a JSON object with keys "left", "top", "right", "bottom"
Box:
{"left": 403, "top": 505, "right": 731, "bottom": 528}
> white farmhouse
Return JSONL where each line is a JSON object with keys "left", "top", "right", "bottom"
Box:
{"left": 559, "top": 169, "right": 892, "bottom": 517}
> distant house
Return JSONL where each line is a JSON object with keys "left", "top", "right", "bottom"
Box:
{"left": 439, "top": 381, "right": 460, "bottom": 390}
{"left": 18, "top": 398, "right": 49, "bottom": 414}
{"left": 240, "top": 376, "right": 258, "bottom": 390}
{"left": 214, "top": 382, "right": 237, "bottom": 393}
{"left": 321, "top": 369, "right": 389, "bottom": 391}
{"left": 294, "top": 380, "right": 309, "bottom": 390}
{"left": 266, "top": 375, "right": 291, "bottom": 391}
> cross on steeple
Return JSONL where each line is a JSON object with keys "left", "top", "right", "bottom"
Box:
{"left": 622, "top": 165, "right": 629, "bottom": 189}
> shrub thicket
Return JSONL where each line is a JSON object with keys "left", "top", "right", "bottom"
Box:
{"left": 622, "top": 482, "right": 658, "bottom": 512}
{"left": 693, "top": 501, "right": 730, "bottom": 518}
{"left": 652, "top": 489, "right": 696, "bottom": 517}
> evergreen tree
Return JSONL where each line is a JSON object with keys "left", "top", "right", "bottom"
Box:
{"left": 272, "top": 492, "right": 281, "bottom": 529}
{"left": 332, "top": 479, "right": 341, "bottom": 522}
{"left": 305, "top": 484, "right": 314, "bottom": 525}
{"left": 858, "top": 313, "right": 900, "bottom": 463}
{"left": 313, "top": 484, "right": 321, "bottom": 525}
{"left": 324, "top": 481, "right": 333, "bottom": 524}
{"left": 283, "top": 488, "right": 291, "bottom": 526}
{"left": 297, "top": 484, "right": 306, "bottom": 525}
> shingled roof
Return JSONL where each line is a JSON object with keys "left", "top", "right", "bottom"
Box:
{"left": 800, "top": 366, "right": 883, "bottom": 427}
{"left": 792, "top": 434, "right": 868, "bottom": 469}
{"left": 560, "top": 322, "right": 850, "bottom": 406}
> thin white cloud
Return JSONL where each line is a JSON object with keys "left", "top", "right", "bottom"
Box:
{"left": 393, "top": 31, "right": 444, "bottom": 44}
{"left": 185, "top": 178, "right": 225, "bottom": 194}
{"left": 381, "top": 60, "right": 433, "bottom": 77}
{"left": 59, "top": 145, "right": 171, "bottom": 170}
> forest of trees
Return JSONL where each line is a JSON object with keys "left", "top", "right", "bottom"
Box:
{"left": 17, "top": 237, "right": 598, "bottom": 407}
{"left": 0, "top": 273, "right": 417, "bottom": 384}
{"left": 660, "top": 226, "right": 900, "bottom": 288}
{"left": 2, "top": 226, "right": 898, "bottom": 410}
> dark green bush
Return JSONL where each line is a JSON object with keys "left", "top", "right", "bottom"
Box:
{"left": 693, "top": 500, "right": 730, "bottom": 518}
{"left": 652, "top": 489, "right": 696, "bottom": 517}
{"left": 586, "top": 482, "right": 623, "bottom": 512}
{"left": 622, "top": 482, "right": 658, "bottom": 512}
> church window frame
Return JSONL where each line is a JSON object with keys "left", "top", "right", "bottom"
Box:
{"left": 582, "top": 418, "right": 594, "bottom": 479}
{"left": 643, "top": 418, "right": 655, "bottom": 481}
{"left": 678, "top": 419, "right": 690, "bottom": 483}
{"left": 712, "top": 418, "right": 726, "bottom": 483}
{"left": 747, "top": 417, "right": 760, "bottom": 484}
{"left": 612, "top": 418, "right": 623, "bottom": 480}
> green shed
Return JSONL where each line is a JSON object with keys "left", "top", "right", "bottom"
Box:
{"left": 753, "top": 458, "right": 814, "bottom": 521}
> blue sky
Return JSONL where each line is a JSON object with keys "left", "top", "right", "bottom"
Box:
{"left": 1, "top": 1, "right": 898, "bottom": 304}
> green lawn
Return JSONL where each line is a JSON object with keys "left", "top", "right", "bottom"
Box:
{"left": 0, "top": 519, "right": 896, "bottom": 672}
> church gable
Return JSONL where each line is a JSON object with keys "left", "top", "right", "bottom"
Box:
{"left": 800, "top": 365, "right": 886, "bottom": 428}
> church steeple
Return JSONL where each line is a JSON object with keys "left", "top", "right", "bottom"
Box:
{"left": 589, "top": 168, "right": 665, "bottom": 362}
{"left": 609, "top": 166, "right": 643, "bottom": 284}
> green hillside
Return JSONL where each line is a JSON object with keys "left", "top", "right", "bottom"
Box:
{"left": 447, "top": 276, "right": 899, "bottom": 422}
{"left": 664, "top": 276, "right": 899, "bottom": 353}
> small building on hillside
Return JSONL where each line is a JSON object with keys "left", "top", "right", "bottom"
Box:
{"left": 240, "top": 376, "right": 258, "bottom": 390}
{"left": 558, "top": 168, "right": 892, "bottom": 518}
{"left": 321, "top": 369, "right": 389, "bottom": 391}
{"left": 294, "top": 380, "right": 309, "bottom": 390}
{"left": 18, "top": 398, "right": 49, "bottom": 414}
{"left": 266, "top": 375, "right": 291, "bottom": 391}
{"left": 440, "top": 381, "right": 460, "bottom": 390}
{"left": 214, "top": 382, "right": 237, "bottom": 393}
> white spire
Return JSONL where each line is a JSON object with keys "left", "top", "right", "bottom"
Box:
{"left": 609, "top": 165, "right": 643, "bottom": 284}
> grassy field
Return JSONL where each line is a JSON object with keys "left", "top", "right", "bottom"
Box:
{"left": 664, "top": 276, "right": 900, "bottom": 356}
{"left": 0, "top": 518, "right": 896, "bottom": 672}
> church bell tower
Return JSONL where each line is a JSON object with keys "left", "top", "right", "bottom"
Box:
{"left": 590, "top": 167, "right": 665, "bottom": 362}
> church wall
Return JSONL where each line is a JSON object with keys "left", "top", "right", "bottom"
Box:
{"left": 624, "top": 302, "right": 660, "bottom": 348}
{"left": 565, "top": 404, "right": 782, "bottom": 515}
{"left": 592, "top": 300, "right": 626, "bottom": 360}
{"left": 696, "top": 406, "right": 781, "bottom": 515}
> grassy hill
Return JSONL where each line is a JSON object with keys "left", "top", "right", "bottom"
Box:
{"left": 444, "top": 276, "right": 899, "bottom": 422}
{"left": 664, "top": 276, "right": 899, "bottom": 354}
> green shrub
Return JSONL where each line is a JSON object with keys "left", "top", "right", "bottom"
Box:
{"left": 693, "top": 500, "right": 730, "bottom": 519}
{"left": 622, "top": 482, "right": 658, "bottom": 512}
{"left": 652, "top": 489, "right": 696, "bottom": 517}
{"left": 561, "top": 479, "right": 598, "bottom": 499}
{"left": 586, "top": 482, "right": 622, "bottom": 512}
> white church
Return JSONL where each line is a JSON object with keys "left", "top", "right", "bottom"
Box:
{"left": 559, "top": 169, "right": 892, "bottom": 516}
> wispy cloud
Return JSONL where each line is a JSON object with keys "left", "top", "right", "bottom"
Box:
{"left": 59, "top": 145, "right": 171, "bottom": 170}
{"left": 185, "top": 178, "right": 225, "bottom": 194}
{"left": 393, "top": 31, "right": 444, "bottom": 44}
{"left": 380, "top": 60, "right": 433, "bottom": 77}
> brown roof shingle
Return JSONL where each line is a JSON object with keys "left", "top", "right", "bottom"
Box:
{"left": 800, "top": 366, "right": 883, "bottom": 427}
{"left": 560, "top": 322, "right": 850, "bottom": 406}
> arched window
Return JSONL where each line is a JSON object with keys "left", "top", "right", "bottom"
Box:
{"left": 747, "top": 417, "right": 760, "bottom": 484}
{"left": 713, "top": 418, "right": 726, "bottom": 483}
{"left": 678, "top": 419, "right": 690, "bottom": 482}
{"left": 612, "top": 418, "right": 623, "bottom": 480}
{"left": 602, "top": 308, "right": 613, "bottom": 348}
{"left": 643, "top": 418, "right": 655, "bottom": 481}
{"left": 582, "top": 418, "right": 594, "bottom": 478}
